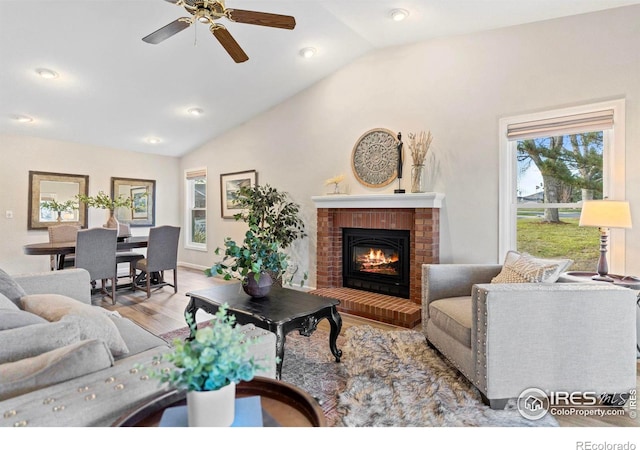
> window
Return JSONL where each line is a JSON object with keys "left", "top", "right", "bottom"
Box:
{"left": 185, "top": 168, "right": 207, "bottom": 250}
{"left": 499, "top": 99, "right": 626, "bottom": 272}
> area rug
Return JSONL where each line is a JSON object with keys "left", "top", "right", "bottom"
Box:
{"left": 160, "top": 324, "right": 558, "bottom": 427}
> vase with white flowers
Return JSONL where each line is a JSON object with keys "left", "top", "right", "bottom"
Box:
{"left": 408, "top": 130, "right": 433, "bottom": 193}
{"left": 150, "top": 304, "right": 263, "bottom": 427}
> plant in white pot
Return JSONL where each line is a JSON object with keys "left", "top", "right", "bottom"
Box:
{"left": 150, "top": 304, "right": 262, "bottom": 427}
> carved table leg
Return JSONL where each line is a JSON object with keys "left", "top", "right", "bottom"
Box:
{"left": 275, "top": 325, "right": 286, "bottom": 380}
{"left": 328, "top": 306, "right": 343, "bottom": 362}
{"left": 184, "top": 298, "right": 200, "bottom": 341}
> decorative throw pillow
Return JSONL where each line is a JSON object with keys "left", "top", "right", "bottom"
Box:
{"left": 0, "top": 339, "right": 114, "bottom": 401}
{"left": 0, "top": 319, "right": 81, "bottom": 364}
{"left": 20, "top": 294, "right": 129, "bottom": 357}
{"left": 0, "top": 309, "right": 48, "bottom": 331}
{"left": 0, "top": 268, "right": 27, "bottom": 307}
{"left": 524, "top": 253, "right": 574, "bottom": 282}
{"left": 491, "top": 250, "right": 573, "bottom": 284}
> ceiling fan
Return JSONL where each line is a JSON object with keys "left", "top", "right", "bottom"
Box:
{"left": 142, "top": 0, "right": 296, "bottom": 63}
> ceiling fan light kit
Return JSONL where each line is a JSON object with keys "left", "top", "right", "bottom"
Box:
{"left": 142, "top": 0, "right": 296, "bottom": 63}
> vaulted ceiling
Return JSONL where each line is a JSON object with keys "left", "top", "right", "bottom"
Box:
{"left": 2, "top": 0, "right": 639, "bottom": 157}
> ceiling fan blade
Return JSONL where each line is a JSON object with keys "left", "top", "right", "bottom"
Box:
{"left": 225, "top": 9, "right": 296, "bottom": 30}
{"left": 211, "top": 25, "right": 249, "bottom": 63}
{"left": 142, "top": 18, "right": 191, "bottom": 44}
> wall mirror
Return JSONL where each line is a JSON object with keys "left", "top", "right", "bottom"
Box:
{"left": 28, "top": 171, "right": 89, "bottom": 230}
{"left": 111, "top": 177, "right": 156, "bottom": 227}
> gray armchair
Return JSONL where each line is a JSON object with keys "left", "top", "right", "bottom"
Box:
{"left": 422, "top": 263, "right": 637, "bottom": 409}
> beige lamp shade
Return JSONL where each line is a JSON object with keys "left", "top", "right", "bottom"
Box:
{"left": 579, "top": 200, "right": 632, "bottom": 229}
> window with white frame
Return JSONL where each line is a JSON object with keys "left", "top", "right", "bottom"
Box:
{"left": 185, "top": 168, "right": 207, "bottom": 250}
{"left": 498, "top": 99, "right": 626, "bottom": 272}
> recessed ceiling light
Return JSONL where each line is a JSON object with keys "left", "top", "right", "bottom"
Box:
{"left": 35, "top": 68, "right": 59, "bottom": 79}
{"left": 389, "top": 9, "right": 409, "bottom": 22}
{"left": 299, "top": 47, "right": 317, "bottom": 59}
{"left": 12, "top": 114, "right": 34, "bottom": 123}
{"left": 188, "top": 107, "right": 204, "bottom": 116}
{"left": 146, "top": 137, "right": 162, "bottom": 144}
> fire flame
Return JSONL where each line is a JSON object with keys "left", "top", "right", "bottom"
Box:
{"left": 363, "top": 248, "right": 398, "bottom": 266}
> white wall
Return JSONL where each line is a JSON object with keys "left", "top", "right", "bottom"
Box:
{"left": 180, "top": 5, "right": 640, "bottom": 287}
{"left": 0, "top": 134, "right": 181, "bottom": 274}
{"left": 2, "top": 7, "right": 638, "bottom": 282}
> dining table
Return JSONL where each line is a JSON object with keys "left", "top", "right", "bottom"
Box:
{"left": 23, "top": 235, "right": 148, "bottom": 271}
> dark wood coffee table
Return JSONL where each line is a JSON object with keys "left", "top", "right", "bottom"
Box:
{"left": 185, "top": 283, "right": 343, "bottom": 380}
{"left": 112, "top": 377, "right": 326, "bottom": 427}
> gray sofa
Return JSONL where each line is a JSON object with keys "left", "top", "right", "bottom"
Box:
{"left": 422, "top": 263, "right": 638, "bottom": 409}
{"left": 0, "top": 268, "right": 173, "bottom": 426}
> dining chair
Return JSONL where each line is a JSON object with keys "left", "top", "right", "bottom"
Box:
{"left": 48, "top": 224, "right": 81, "bottom": 270}
{"left": 133, "top": 225, "right": 180, "bottom": 298}
{"left": 114, "top": 223, "right": 144, "bottom": 284}
{"left": 74, "top": 227, "right": 118, "bottom": 303}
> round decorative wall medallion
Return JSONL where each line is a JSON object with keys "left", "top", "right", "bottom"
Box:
{"left": 351, "top": 128, "right": 399, "bottom": 188}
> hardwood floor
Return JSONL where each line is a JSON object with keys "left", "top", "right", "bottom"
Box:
{"left": 97, "top": 266, "right": 639, "bottom": 427}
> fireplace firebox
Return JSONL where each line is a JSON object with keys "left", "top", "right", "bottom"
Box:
{"left": 342, "top": 228, "right": 410, "bottom": 298}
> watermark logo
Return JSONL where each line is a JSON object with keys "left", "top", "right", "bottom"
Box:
{"left": 517, "top": 387, "right": 636, "bottom": 420}
{"left": 517, "top": 387, "right": 550, "bottom": 420}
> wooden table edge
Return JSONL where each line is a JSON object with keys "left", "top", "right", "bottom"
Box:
{"left": 112, "top": 376, "right": 326, "bottom": 427}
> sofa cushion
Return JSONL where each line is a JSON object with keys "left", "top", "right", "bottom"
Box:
{"left": 0, "top": 339, "right": 114, "bottom": 401}
{"left": 0, "top": 309, "right": 47, "bottom": 331}
{"left": 491, "top": 251, "right": 573, "bottom": 284}
{"left": 0, "top": 347, "right": 171, "bottom": 426}
{"left": 0, "top": 293, "right": 19, "bottom": 311}
{"left": 20, "top": 294, "right": 129, "bottom": 357}
{"left": 0, "top": 269, "right": 27, "bottom": 306}
{"left": 429, "top": 296, "right": 472, "bottom": 348}
{"left": 109, "top": 315, "right": 168, "bottom": 360}
{"left": 0, "top": 319, "right": 82, "bottom": 364}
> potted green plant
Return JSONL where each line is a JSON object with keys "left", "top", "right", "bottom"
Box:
{"left": 150, "top": 304, "right": 262, "bottom": 427}
{"left": 231, "top": 184, "right": 306, "bottom": 249}
{"left": 205, "top": 225, "right": 294, "bottom": 298}
{"left": 211, "top": 184, "right": 307, "bottom": 291}
{"left": 76, "top": 191, "right": 132, "bottom": 229}
{"left": 40, "top": 199, "right": 78, "bottom": 222}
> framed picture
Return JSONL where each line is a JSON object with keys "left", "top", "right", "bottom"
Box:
{"left": 28, "top": 171, "right": 89, "bottom": 230}
{"left": 220, "top": 170, "right": 257, "bottom": 219}
{"left": 111, "top": 177, "right": 156, "bottom": 227}
{"left": 130, "top": 187, "right": 149, "bottom": 219}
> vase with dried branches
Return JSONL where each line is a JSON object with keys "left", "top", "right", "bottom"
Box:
{"left": 408, "top": 130, "right": 433, "bottom": 193}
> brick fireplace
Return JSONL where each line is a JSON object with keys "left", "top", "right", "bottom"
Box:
{"left": 311, "top": 193, "right": 443, "bottom": 328}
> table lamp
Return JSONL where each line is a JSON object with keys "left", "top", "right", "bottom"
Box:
{"left": 579, "top": 200, "right": 632, "bottom": 281}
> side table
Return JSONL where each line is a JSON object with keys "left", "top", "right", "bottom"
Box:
{"left": 112, "top": 376, "right": 326, "bottom": 427}
{"left": 559, "top": 271, "right": 640, "bottom": 357}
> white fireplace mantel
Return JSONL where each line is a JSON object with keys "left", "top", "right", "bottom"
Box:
{"left": 311, "top": 192, "right": 444, "bottom": 209}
